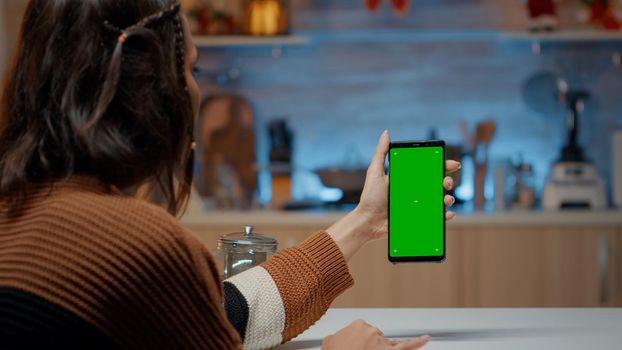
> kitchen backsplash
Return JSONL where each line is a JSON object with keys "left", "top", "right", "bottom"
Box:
{"left": 195, "top": 1, "right": 622, "bottom": 206}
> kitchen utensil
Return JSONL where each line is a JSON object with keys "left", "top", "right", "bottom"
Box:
{"left": 198, "top": 94, "right": 257, "bottom": 210}
{"left": 473, "top": 164, "right": 487, "bottom": 210}
{"left": 473, "top": 119, "right": 496, "bottom": 210}
{"left": 315, "top": 168, "right": 367, "bottom": 204}
{"left": 315, "top": 145, "right": 367, "bottom": 205}
{"left": 446, "top": 145, "right": 463, "bottom": 199}
{"left": 512, "top": 162, "right": 536, "bottom": 209}
{"left": 429, "top": 128, "right": 463, "bottom": 204}
{"left": 494, "top": 159, "right": 514, "bottom": 211}
{"left": 217, "top": 225, "right": 277, "bottom": 279}
{"left": 459, "top": 120, "right": 475, "bottom": 153}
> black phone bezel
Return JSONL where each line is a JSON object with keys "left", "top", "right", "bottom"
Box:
{"left": 388, "top": 140, "right": 446, "bottom": 263}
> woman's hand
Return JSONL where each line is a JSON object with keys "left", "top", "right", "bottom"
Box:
{"left": 327, "top": 130, "right": 461, "bottom": 260}
{"left": 357, "top": 130, "right": 460, "bottom": 240}
{"left": 322, "top": 319, "right": 429, "bottom": 350}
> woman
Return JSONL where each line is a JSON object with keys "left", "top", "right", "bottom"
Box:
{"left": 0, "top": 1, "right": 459, "bottom": 349}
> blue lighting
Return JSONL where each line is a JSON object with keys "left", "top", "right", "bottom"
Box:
{"left": 198, "top": 36, "right": 621, "bottom": 210}
{"left": 455, "top": 156, "right": 474, "bottom": 201}
{"left": 319, "top": 188, "right": 344, "bottom": 202}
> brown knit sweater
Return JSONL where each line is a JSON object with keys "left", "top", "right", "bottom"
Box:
{"left": 0, "top": 177, "right": 353, "bottom": 349}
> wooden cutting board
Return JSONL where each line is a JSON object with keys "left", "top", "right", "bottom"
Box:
{"left": 198, "top": 94, "right": 257, "bottom": 209}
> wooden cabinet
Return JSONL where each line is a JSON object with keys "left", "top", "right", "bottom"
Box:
{"left": 457, "top": 227, "right": 618, "bottom": 307}
{"left": 330, "top": 227, "right": 622, "bottom": 307}
{"left": 183, "top": 212, "right": 622, "bottom": 307}
{"left": 605, "top": 227, "right": 622, "bottom": 306}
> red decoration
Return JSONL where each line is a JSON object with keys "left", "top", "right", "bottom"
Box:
{"left": 583, "top": 0, "right": 621, "bottom": 31}
{"left": 364, "top": 0, "right": 410, "bottom": 16}
{"left": 603, "top": 9, "right": 621, "bottom": 30}
{"left": 390, "top": 0, "right": 409, "bottom": 15}
{"left": 589, "top": 0, "right": 607, "bottom": 23}
{"left": 364, "top": 0, "right": 382, "bottom": 12}
{"left": 526, "top": 0, "right": 558, "bottom": 31}
{"left": 527, "top": 0, "right": 556, "bottom": 18}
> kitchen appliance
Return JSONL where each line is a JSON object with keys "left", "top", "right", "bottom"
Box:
{"left": 216, "top": 225, "right": 277, "bottom": 279}
{"left": 268, "top": 119, "right": 293, "bottom": 164}
{"left": 541, "top": 91, "right": 607, "bottom": 210}
{"left": 522, "top": 72, "right": 607, "bottom": 210}
{"left": 543, "top": 162, "right": 607, "bottom": 209}
{"left": 614, "top": 130, "right": 622, "bottom": 209}
{"left": 268, "top": 119, "right": 293, "bottom": 209}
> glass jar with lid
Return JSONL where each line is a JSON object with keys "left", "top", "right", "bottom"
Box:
{"left": 217, "top": 225, "right": 277, "bottom": 279}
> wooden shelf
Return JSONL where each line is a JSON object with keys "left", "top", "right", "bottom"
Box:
{"left": 501, "top": 30, "right": 622, "bottom": 42}
{"left": 193, "top": 30, "right": 622, "bottom": 48}
{"left": 194, "top": 35, "right": 309, "bottom": 48}
{"left": 306, "top": 29, "right": 498, "bottom": 43}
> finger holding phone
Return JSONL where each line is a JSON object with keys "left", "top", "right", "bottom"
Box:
{"left": 327, "top": 130, "right": 460, "bottom": 261}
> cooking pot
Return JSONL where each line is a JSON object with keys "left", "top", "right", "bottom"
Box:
{"left": 315, "top": 168, "right": 367, "bottom": 204}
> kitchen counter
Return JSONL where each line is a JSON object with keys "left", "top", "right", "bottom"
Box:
{"left": 182, "top": 207, "right": 622, "bottom": 308}
{"left": 181, "top": 209, "right": 622, "bottom": 229}
{"left": 277, "top": 308, "right": 622, "bottom": 350}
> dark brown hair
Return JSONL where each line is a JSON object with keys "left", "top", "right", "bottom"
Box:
{"left": 0, "top": 0, "right": 194, "bottom": 215}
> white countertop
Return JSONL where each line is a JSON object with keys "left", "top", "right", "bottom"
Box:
{"left": 277, "top": 308, "right": 622, "bottom": 350}
{"left": 181, "top": 209, "right": 622, "bottom": 228}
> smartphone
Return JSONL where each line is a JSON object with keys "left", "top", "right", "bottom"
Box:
{"left": 388, "top": 140, "right": 446, "bottom": 263}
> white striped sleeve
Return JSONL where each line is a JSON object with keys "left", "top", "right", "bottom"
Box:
{"left": 225, "top": 266, "right": 286, "bottom": 350}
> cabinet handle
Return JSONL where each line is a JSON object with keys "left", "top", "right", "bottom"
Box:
{"left": 616, "top": 234, "right": 622, "bottom": 305}
{"left": 599, "top": 237, "right": 609, "bottom": 305}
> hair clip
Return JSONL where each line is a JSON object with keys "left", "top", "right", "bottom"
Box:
{"left": 117, "top": 32, "right": 129, "bottom": 44}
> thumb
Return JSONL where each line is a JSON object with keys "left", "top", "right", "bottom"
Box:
{"left": 368, "top": 130, "right": 390, "bottom": 177}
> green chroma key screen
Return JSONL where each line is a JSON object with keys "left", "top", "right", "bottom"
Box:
{"left": 389, "top": 142, "right": 445, "bottom": 262}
